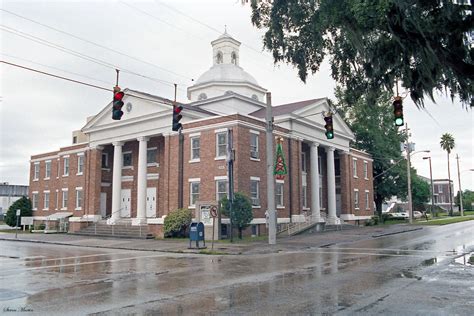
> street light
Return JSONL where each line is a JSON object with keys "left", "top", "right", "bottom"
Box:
{"left": 423, "top": 156, "right": 435, "bottom": 218}
{"left": 406, "top": 149, "right": 430, "bottom": 224}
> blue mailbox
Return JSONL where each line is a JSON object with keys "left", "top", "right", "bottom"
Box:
{"left": 189, "top": 222, "right": 206, "bottom": 249}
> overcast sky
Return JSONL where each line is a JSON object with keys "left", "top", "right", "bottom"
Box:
{"left": 1, "top": 0, "right": 473, "bottom": 194}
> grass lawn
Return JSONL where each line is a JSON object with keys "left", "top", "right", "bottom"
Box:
{"left": 416, "top": 216, "right": 474, "bottom": 225}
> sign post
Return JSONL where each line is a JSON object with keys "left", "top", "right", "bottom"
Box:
{"left": 210, "top": 205, "right": 218, "bottom": 250}
{"left": 15, "top": 209, "right": 20, "bottom": 239}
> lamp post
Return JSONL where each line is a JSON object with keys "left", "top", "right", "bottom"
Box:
{"left": 423, "top": 156, "right": 435, "bottom": 218}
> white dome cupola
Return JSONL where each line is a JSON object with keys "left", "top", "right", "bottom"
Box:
{"left": 187, "top": 31, "right": 266, "bottom": 104}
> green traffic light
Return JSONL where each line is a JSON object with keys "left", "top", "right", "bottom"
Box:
{"left": 395, "top": 117, "right": 404, "bottom": 126}
{"left": 326, "top": 131, "right": 334, "bottom": 139}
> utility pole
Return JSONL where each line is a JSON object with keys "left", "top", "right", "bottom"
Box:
{"left": 423, "top": 156, "right": 435, "bottom": 218}
{"left": 456, "top": 154, "right": 464, "bottom": 217}
{"left": 266, "top": 92, "right": 276, "bottom": 245}
{"left": 405, "top": 123, "right": 414, "bottom": 224}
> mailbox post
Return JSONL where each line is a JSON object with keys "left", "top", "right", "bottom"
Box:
{"left": 189, "top": 222, "right": 206, "bottom": 249}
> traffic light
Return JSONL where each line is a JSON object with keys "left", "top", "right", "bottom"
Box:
{"left": 172, "top": 103, "right": 183, "bottom": 131}
{"left": 324, "top": 113, "right": 334, "bottom": 139}
{"left": 393, "top": 96, "right": 404, "bottom": 126}
{"left": 112, "top": 86, "right": 124, "bottom": 120}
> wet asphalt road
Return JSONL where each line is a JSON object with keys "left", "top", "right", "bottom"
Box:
{"left": 0, "top": 221, "right": 473, "bottom": 315}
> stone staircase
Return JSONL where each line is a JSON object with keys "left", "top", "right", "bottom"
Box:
{"left": 70, "top": 222, "right": 154, "bottom": 239}
{"left": 277, "top": 213, "right": 356, "bottom": 237}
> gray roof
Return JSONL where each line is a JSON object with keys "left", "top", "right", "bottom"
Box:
{"left": 249, "top": 98, "right": 325, "bottom": 118}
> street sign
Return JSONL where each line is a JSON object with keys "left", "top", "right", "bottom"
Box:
{"left": 210, "top": 206, "right": 218, "bottom": 218}
{"left": 16, "top": 209, "right": 21, "bottom": 216}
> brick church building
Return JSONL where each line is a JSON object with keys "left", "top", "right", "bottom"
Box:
{"left": 29, "top": 32, "right": 374, "bottom": 237}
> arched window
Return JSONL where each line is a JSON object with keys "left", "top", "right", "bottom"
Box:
{"left": 216, "top": 51, "right": 223, "bottom": 64}
{"left": 231, "top": 52, "right": 238, "bottom": 65}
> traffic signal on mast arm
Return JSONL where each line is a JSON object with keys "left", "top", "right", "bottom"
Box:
{"left": 393, "top": 96, "right": 404, "bottom": 126}
{"left": 172, "top": 103, "right": 183, "bottom": 131}
{"left": 324, "top": 112, "right": 334, "bottom": 139}
{"left": 112, "top": 86, "right": 125, "bottom": 120}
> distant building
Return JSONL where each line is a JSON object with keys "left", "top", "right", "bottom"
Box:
{"left": 431, "top": 179, "right": 455, "bottom": 211}
{"left": 0, "top": 183, "right": 29, "bottom": 215}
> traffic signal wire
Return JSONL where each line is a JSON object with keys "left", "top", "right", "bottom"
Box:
{"left": 0, "top": 8, "right": 192, "bottom": 82}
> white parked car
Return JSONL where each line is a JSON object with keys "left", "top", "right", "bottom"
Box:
{"left": 389, "top": 212, "right": 409, "bottom": 219}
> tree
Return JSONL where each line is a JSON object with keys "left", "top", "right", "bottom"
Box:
{"left": 440, "top": 133, "right": 455, "bottom": 215}
{"left": 164, "top": 208, "right": 192, "bottom": 238}
{"left": 336, "top": 89, "right": 407, "bottom": 219}
{"left": 455, "top": 190, "right": 474, "bottom": 211}
{"left": 5, "top": 196, "right": 32, "bottom": 227}
{"left": 411, "top": 175, "right": 431, "bottom": 212}
{"left": 220, "top": 192, "right": 253, "bottom": 239}
{"left": 249, "top": 0, "right": 473, "bottom": 107}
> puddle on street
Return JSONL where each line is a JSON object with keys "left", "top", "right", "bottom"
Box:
{"left": 454, "top": 252, "right": 474, "bottom": 266}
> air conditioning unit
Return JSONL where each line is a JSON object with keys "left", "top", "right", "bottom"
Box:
{"left": 251, "top": 198, "right": 260, "bottom": 206}
{"left": 250, "top": 150, "right": 259, "bottom": 159}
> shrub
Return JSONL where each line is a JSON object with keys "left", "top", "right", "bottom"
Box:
{"left": 220, "top": 192, "right": 253, "bottom": 239}
{"left": 365, "top": 215, "right": 379, "bottom": 226}
{"left": 5, "top": 196, "right": 32, "bottom": 227}
{"left": 164, "top": 208, "right": 192, "bottom": 238}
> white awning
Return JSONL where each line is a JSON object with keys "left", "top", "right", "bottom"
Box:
{"left": 46, "top": 212, "right": 74, "bottom": 220}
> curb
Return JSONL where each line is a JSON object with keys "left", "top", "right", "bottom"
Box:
{"left": 371, "top": 227, "right": 423, "bottom": 238}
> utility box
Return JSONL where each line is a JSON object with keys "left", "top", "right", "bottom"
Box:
{"left": 189, "top": 222, "right": 206, "bottom": 249}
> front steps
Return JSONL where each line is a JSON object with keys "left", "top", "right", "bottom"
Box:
{"left": 70, "top": 222, "right": 154, "bottom": 239}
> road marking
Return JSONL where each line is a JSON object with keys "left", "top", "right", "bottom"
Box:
{"left": 0, "top": 251, "right": 136, "bottom": 266}
{"left": 320, "top": 247, "right": 458, "bottom": 254}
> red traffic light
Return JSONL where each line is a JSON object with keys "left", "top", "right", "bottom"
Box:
{"left": 114, "top": 91, "right": 124, "bottom": 101}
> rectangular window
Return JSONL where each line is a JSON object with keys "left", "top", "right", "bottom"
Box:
{"left": 45, "top": 161, "right": 51, "bottom": 179}
{"left": 63, "top": 157, "right": 69, "bottom": 176}
{"left": 190, "top": 182, "right": 200, "bottom": 206}
{"left": 353, "top": 158, "right": 358, "bottom": 178}
{"left": 364, "top": 161, "right": 368, "bottom": 179}
{"left": 75, "top": 189, "right": 83, "bottom": 210}
{"left": 123, "top": 152, "right": 132, "bottom": 167}
{"left": 33, "top": 163, "right": 40, "bottom": 180}
{"left": 44, "top": 192, "right": 50, "bottom": 210}
{"left": 32, "top": 193, "right": 39, "bottom": 210}
{"left": 216, "top": 132, "right": 227, "bottom": 158}
{"left": 250, "top": 133, "right": 259, "bottom": 159}
{"left": 276, "top": 182, "right": 284, "bottom": 207}
{"left": 318, "top": 156, "right": 322, "bottom": 175}
{"left": 250, "top": 180, "right": 260, "bottom": 206}
{"left": 301, "top": 152, "right": 307, "bottom": 172}
{"left": 77, "top": 155, "right": 84, "bottom": 174}
{"left": 62, "top": 190, "right": 68, "bottom": 209}
{"left": 101, "top": 153, "right": 108, "bottom": 168}
{"left": 365, "top": 191, "right": 370, "bottom": 210}
{"left": 216, "top": 180, "right": 228, "bottom": 202}
{"left": 354, "top": 190, "right": 359, "bottom": 209}
{"left": 438, "top": 185, "right": 443, "bottom": 193}
{"left": 191, "top": 137, "right": 200, "bottom": 160}
{"left": 147, "top": 148, "right": 158, "bottom": 164}
{"left": 302, "top": 184, "right": 307, "bottom": 208}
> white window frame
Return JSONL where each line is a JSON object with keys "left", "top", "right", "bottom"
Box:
{"left": 353, "top": 158, "right": 358, "bottom": 178}
{"left": 61, "top": 189, "right": 68, "bottom": 210}
{"left": 147, "top": 147, "right": 158, "bottom": 166}
{"left": 75, "top": 188, "right": 83, "bottom": 210}
{"left": 354, "top": 189, "right": 359, "bottom": 210}
{"left": 33, "top": 162, "right": 40, "bottom": 181}
{"left": 43, "top": 191, "right": 50, "bottom": 210}
{"left": 250, "top": 177, "right": 260, "bottom": 208}
{"left": 215, "top": 179, "right": 228, "bottom": 202}
{"left": 215, "top": 130, "right": 228, "bottom": 159}
{"left": 302, "top": 184, "right": 308, "bottom": 209}
{"left": 77, "top": 154, "right": 84, "bottom": 175}
{"left": 365, "top": 190, "right": 370, "bottom": 210}
{"left": 44, "top": 160, "right": 51, "bottom": 179}
{"left": 364, "top": 161, "right": 368, "bottom": 179}
{"left": 276, "top": 180, "right": 284, "bottom": 208}
{"left": 101, "top": 153, "right": 109, "bottom": 169}
{"left": 189, "top": 180, "right": 200, "bottom": 208}
{"left": 318, "top": 156, "right": 322, "bottom": 175}
{"left": 63, "top": 156, "right": 70, "bottom": 176}
{"left": 301, "top": 152, "right": 307, "bottom": 173}
{"left": 190, "top": 135, "right": 201, "bottom": 162}
{"left": 122, "top": 151, "right": 133, "bottom": 169}
{"left": 250, "top": 131, "right": 259, "bottom": 161}
{"left": 32, "top": 191, "right": 39, "bottom": 210}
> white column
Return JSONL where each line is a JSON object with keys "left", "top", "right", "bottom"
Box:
{"left": 326, "top": 146, "right": 337, "bottom": 224}
{"left": 133, "top": 136, "right": 149, "bottom": 226}
{"left": 110, "top": 141, "right": 123, "bottom": 224}
{"left": 310, "top": 142, "right": 321, "bottom": 222}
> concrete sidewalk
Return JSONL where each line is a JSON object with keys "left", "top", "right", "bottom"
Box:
{"left": 0, "top": 224, "right": 423, "bottom": 255}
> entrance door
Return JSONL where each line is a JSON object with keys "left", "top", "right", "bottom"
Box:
{"left": 146, "top": 187, "right": 157, "bottom": 218}
{"left": 120, "top": 189, "right": 131, "bottom": 217}
{"left": 100, "top": 192, "right": 107, "bottom": 218}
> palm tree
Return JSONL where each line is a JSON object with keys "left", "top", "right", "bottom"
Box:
{"left": 440, "top": 133, "right": 455, "bottom": 216}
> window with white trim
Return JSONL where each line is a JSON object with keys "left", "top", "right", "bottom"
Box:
{"left": 45, "top": 160, "right": 51, "bottom": 179}
{"left": 191, "top": 137, "right": 200, "bottom": 160}
{"left": 364, "top": 161, "right": 368, "bottom": 179}
{"left": 147, "top": 148, "right": 158, "bottom": 164}
{"left": 123, "top": 152, "right": 132, "bottom": 167}
{"left": 216, "top": 132, "right": 227, "bottom": 158}
{"left": 62, "top": 190, "right": 68, "bottom": 209}
{"left": 77, "top": 155, "right": 84, "bottom": 174}
{"left": 190, "top": 182, "right": 200, "bottom": 206}
{"left": 216, "top": 180, "right": 228, "bottom": 202}
{"left": 43, "top": 192, "right": 50, "bottom": 210}
{"left": 33, "top": 162, "right": 40, "bottom": 180}
{"left": 250, "top": 179, "right": 260, "bottom": 206}
{"left": 101, "top": 153, "right": 108, "bottom": 168}
{"left": 353, "top": 158, "right": 358, "bottom": 178}
{"left": 32, "top": 193, "right": 39, "bottom": 210}
{"left": 354, "top": 189, "right": 359, "bottom": 209}
{"left": 365, "top": 190, "right": 370, "bottom": 210}
{"left": 318, "top": 156, "right": 322, "bottom": 175}
{"left": 250, "top": 133, "right": 259, "bottom": 159}
{"left": 75, "top": 189, "right": 83, "bottom": 210}
{"left": 63, "top": 157, "right": 69, "bottom": 176}
{"left": 302, "top": 184, "right": 308, "bottom": 208}
{"left": 276, "top": 182, "right": 284, "bottom": 207}
{"left": 301, "top": 152, "right": 307, "bottom": 172}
